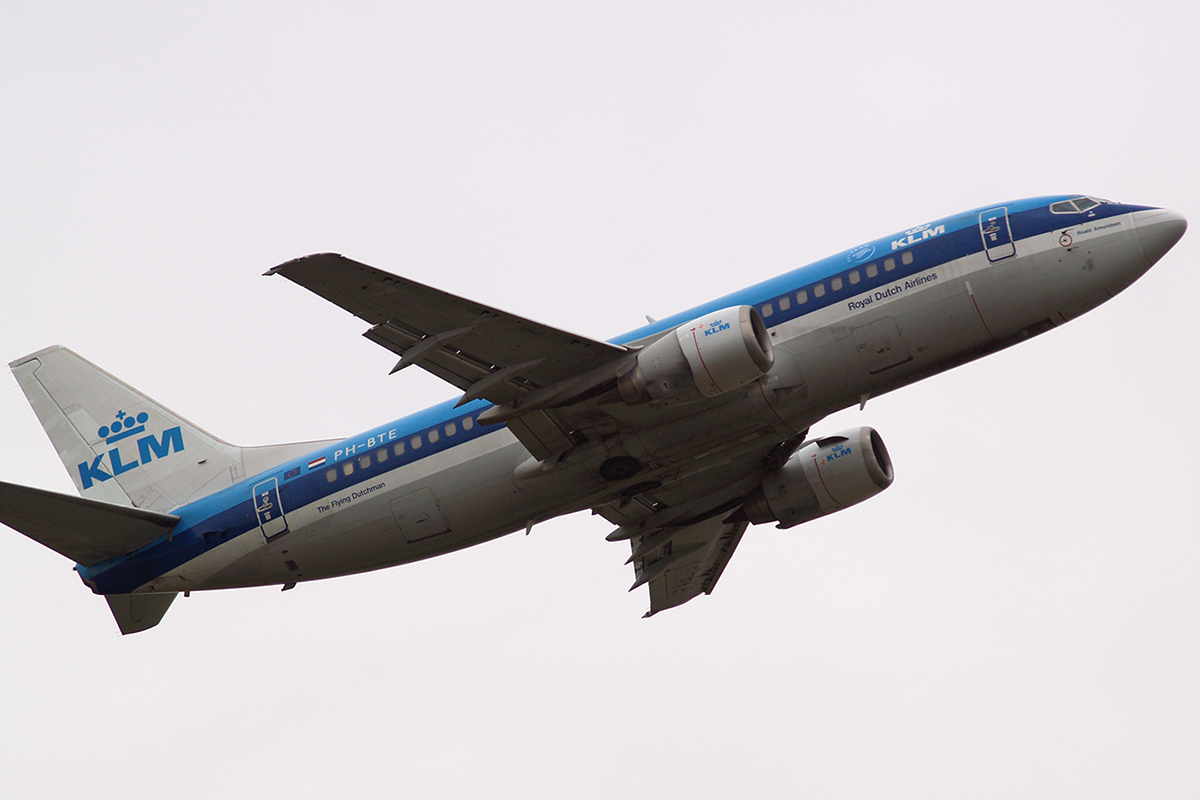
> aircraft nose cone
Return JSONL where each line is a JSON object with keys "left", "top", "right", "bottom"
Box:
{"left": 1135, "top": 208, "right": 1187, "bottom": 265}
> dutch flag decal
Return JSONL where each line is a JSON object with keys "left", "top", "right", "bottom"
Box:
{"left": 308, "top": 456, "right": 326, "bottom": 470}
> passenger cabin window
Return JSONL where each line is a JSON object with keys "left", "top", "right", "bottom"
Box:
{"left": 884, "top": 257, "right": 895, "bottom": 272}
{"left": 445, "top": 422, "right": 457, "bottom": 436}
{"left": 762, "top": 303, "right": 773, "bottom": 317}
{"left": 848, "top": 270, "right": 860, "bottom": 285}
{"left": 796, "top": 289, "right": 808, "bottom": 304}
{"left": 428, "top": 429, "right": 439, "bottom": 444}
{"left": 343, "top": 462, "right": 354, "bottom": 477}
{"left": 410, "top": 436, "right": 422, "bottom": 450}
{"left": 831, "top": 277, "right": 843, "bottom": 292}
{"left": 325, "top": 468, "right": 337, "bottom": 483}
{"left": 901, "top": 251, "right": 914, "bottom": 266}
{"left": 813, "top": 283, "right": 826, "bottom": 298}
{"left": 376, "top": 449, "right": 388, "bottom": 464}
{"left": 462, "top": 417, "right": 474, "bottom": 432}
{"left": 779, "top": 296, "right": 790, "bottom": 311}
{"left": 393, "top": 441, "right": 405, "bottom": 457}
{"left": 866, "top": 264, "right": 878, "bottom": 278}
{"left": 359, "top": 454, "right": 371, "bottom": 469}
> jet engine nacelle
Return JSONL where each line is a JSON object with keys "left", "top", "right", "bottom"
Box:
{"left": 742, "top": 427, "right": 893, "bottom": 528}
{"left": 617, "top": 305, "right": 774, "bottom": 405}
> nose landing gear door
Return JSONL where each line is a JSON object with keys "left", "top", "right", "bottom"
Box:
{"left": 254, "top": 477, "right": 289, "bottom": 541}
{"left": 979, "top": 207, "right": 1016, "bottom": 262}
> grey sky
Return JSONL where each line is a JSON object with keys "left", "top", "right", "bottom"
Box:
{"left": 2, "top": 2, "right": 1197, "bottom": 797}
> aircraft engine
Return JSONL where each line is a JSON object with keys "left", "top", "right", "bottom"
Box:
{"left": 742, "top": 427, "right": 893, "bottom": 528}
{"left": 616, "top": 305, "right": 773, "bottom": 405}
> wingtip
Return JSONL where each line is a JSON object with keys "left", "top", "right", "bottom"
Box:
{"left": 264, "top": 252, "right": 344, "bottom": 277}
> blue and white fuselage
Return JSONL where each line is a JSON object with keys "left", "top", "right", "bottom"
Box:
{"left": 4, "top": 195, "right": 1187, "bottom": 631}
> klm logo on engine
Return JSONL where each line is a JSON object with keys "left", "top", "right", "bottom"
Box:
{"left": 820, "top": 443, "right": 852, "bottom": 465}
{"left": 77, "top": 410, "right": 185, "bottom": 489}
{"left": 891, "top": 224, "right": 945, "bottom": 251}
{"left": 704, "top": 320, "right": 731, "bottom": 336}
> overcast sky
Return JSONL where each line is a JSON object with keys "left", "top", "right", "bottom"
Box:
{"left": 2, "top": 2, "right": 1197, "bottom": 797}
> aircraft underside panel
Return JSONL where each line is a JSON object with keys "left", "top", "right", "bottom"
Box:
{"left": 852, "top": 316, "right": 913, "bottom": 374}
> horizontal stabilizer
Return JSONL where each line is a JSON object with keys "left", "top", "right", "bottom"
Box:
{"left": 0, "top": 480, "right": 179, "bottom": 567}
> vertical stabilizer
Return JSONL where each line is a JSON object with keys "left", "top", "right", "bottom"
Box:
{"left": 9, "top": 346, "right": 243, "bottom": 513}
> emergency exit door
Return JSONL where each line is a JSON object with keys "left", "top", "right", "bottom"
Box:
{"left": 254, "top": 478, "right": 289, "bottom": 540}
{"left": 979, "top": 207, "right": 1016, "bottom": 262}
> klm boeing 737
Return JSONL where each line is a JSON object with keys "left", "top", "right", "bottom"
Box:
{"left": 1, "top": 196, "right": 1186, "bottom": 633}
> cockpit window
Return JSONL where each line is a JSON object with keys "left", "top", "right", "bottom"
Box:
{"left": 1050, "top": 196, "right": 1105, "bottom": 214}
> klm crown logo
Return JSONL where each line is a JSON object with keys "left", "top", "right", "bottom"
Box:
{"left": 99, "top": 410, "right": 149, "bottom": 444}
{"left": 77, "top": 409, "right": 186, "bottom": 490}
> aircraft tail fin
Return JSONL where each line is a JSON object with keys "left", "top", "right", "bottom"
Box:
{"left": 9, "top": 346, "right": 244, "bottom": 513}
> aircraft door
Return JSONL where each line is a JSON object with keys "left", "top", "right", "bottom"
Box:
{"left": 254, "top": 478, "right": 289, "bottom": 541}
{"left": 979, "top": 207, "right": 1016, "bottom": 261}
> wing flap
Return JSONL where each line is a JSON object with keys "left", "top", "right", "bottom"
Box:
{"left": 0, "top": 480, "right": 179, "bottom": 567}
{"left": 503, "top": 410, "right": 580, "bottom": 462}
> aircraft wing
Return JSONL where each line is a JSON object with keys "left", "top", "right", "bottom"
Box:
{"left": 598, "top": 453, "right": 765, "bottom": 616}
{"left": 267, "top": 254, "right": 631, "bottom": 408}
{"left": 615, "top": 511, "right": 748, "bottom": 617}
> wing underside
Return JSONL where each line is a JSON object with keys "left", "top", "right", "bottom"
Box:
{"left": 600, "top": 457, "right": 768, "bottom": 616}
{"left": 634, "top": 515, "right": 748, "bottom": 617}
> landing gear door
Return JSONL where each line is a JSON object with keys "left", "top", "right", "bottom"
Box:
{"left": 853, "top": 316, "right": 913, "bottom": 374}
{"left": 391, "top": 488, "right": 451, "bottom": 543}
{"left": 254, "top": 477, "right": 289, "bottom": 541}
{"left": 979, "top": 207, "right": 1016, "bottom": 262}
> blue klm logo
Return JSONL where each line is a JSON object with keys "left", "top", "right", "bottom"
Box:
{"left": 819, "top": 443, "right": 852, "bottom": 465}
{"left": 78, "top": 410, "right": 185, "bottom": 489}
{"left": 703, "top": 320, "right": 731, "bottom": 336}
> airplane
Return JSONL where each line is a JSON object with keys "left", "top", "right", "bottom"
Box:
{"left": 1, "top": 195, "right": 1186, "bottom": 633}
